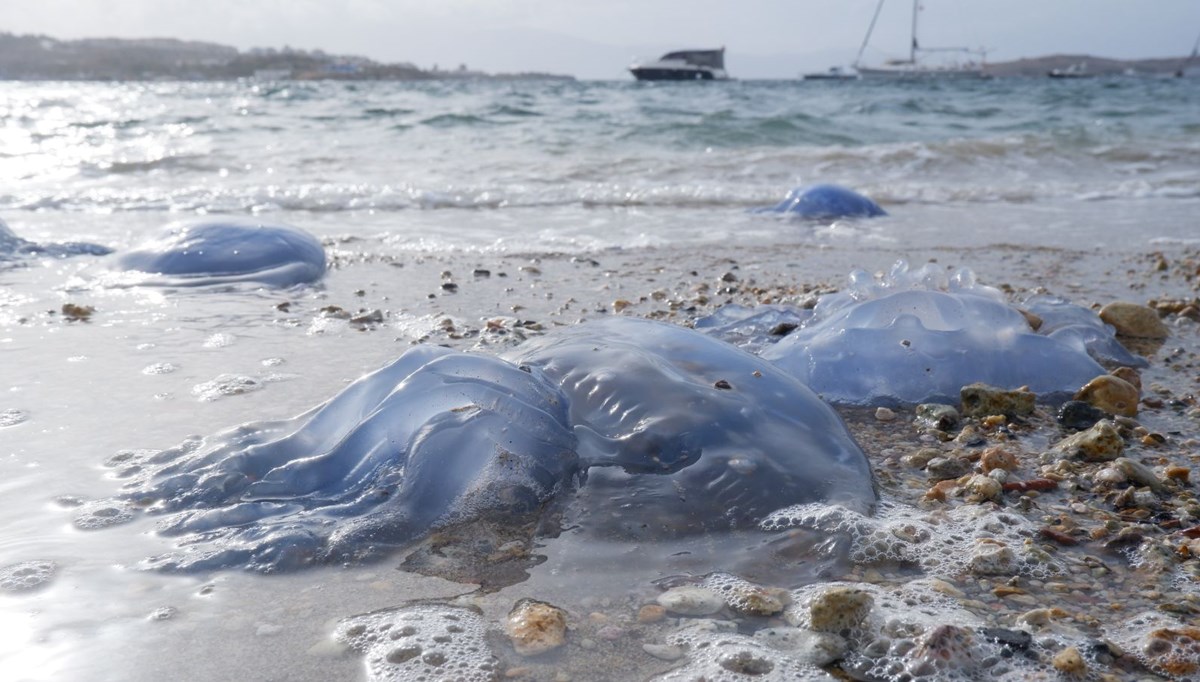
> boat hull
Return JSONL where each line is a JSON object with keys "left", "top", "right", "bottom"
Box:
{"left": 630, "top": 67, "right": 722, "bottom": 81}
{"left": 856, "top": 66, "right": 988, "bottom": 79}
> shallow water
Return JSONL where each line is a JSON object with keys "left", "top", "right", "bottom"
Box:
{"left": 1, "top": 78, "right": 1199, "bottom": 681}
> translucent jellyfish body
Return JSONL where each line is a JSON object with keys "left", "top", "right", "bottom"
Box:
{"left": 704, "top": 261, "right": 1131, "bottom": 406}
{"left": 0, "top": 216, "right": 112, "bottom": 261}
{"left": 107, "top": 319, "right": 875, "bottom": 571}
{"left": 114, "top": 219, "right": 326, "bottom": 287}
{"left": 756, "top": 184, "right": 886, "bottom": 220}
{"left": 117, "top": 346, "right": 580, "bottom": 572}
{"left": 505, "top": 317, "right": 876, "bottom": 538}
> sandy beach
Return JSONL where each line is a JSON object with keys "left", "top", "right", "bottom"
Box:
{"left": 3, "top": 232, "right": 1199, "bottom": 680}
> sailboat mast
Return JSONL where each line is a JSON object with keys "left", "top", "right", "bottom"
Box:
{"left": 855, "top": 0, "right": 887, "bottom": 69}
{"left": 910, "top": 0, "right": 920, "bottom": 64}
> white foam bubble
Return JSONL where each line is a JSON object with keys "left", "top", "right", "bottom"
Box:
{"left": 762, "top": 500, "right": 1064, "bottom": 581}
{"left": 0, "top": 408, "right": 29, "bottom": 428}
{"left": 1106, "top": 611, "right": 1200, "bottom": 680}
{"left": 0, "top": 560, "right": 57, "bottom": 592}
{"left": 73, "top": 499, "right": 134, "bottom": 530}
{"left": 191, "top": 374, "right": 264, "bottom": 401}
{"left": 658, "top": 630, "right": 836, "bottom": 681}
{"left": 335, "top": 604, "right": 498, "bottom": 682}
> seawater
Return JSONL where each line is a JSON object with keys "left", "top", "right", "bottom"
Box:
{"left": 1, "top": 78, "right": 1199, "bottom": 681}
{"left": 2, "top": 77, "right": 1198, "bottom": 252}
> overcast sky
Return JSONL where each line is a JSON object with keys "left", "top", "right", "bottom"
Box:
{"left": 2, "top": 0, "right": 1198, "bottom": 79}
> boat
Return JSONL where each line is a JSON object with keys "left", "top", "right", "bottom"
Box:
{"left": 1047, "top": 62, "right": 1092, "bottom": 79}
{"left": 802, "top": 66, "right": 859, "bottom": 81}
{"left": 853, "top": 0, "right": 990, "bottom": 79}
{"left": 629, "top": 48, "right": 729, "bottom": 81}
{"left": 1174, "top": 30, "right": 1200, "bottom": 77}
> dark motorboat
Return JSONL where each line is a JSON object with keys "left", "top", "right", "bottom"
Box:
{"left": 629, "top": 48, "right": 729, "bottom": 81}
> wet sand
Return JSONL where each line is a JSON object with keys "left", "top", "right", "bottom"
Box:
{"left": 3, "top": 237, "right": 1200, "bottom": 680}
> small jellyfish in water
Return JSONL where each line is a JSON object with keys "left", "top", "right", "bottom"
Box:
{"left": 113, "top": 218, "right": 326, "bottom": 287}
{"left": 755, "top": 184, "right": 886, "bottom": 220}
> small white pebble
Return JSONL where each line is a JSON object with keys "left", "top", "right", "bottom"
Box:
{"left": 875, "top": 407, "right": 897, "bottom": 422}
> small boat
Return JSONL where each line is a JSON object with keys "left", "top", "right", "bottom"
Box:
{"left": 853, "top": 0, "right": 990, "bottom": 79}
{"left": 802, "top": 66, "right": 859, "bottom": 81}
{"left": 629, "top": 48, "right": 729, "bottom": 81}
{"left": 1048, "top": 62, "right": 1091, "bottom": 79}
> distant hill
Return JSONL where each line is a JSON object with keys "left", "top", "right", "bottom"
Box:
{"left": 0, "top": 31, "right": 574, "bottom": 81}
{"left": 984, "top": 54, "right": 1192, "bottom": 77}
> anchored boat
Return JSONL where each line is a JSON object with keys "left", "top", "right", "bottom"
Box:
{"left": 629, "top": 48, "right": 729, "bottom": 81}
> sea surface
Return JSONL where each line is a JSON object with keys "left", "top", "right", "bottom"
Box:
{"left": 2, "top": 77, "right": 1199, "bottom": 251}
{"left": 1, "top": 77, "right": 1199, "bottom": 681}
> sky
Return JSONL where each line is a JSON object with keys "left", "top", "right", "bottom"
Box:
{"left": 2, "top": 0, "right": 1198, "bottom": 79}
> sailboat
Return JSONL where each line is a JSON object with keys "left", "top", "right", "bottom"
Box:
{"left": 853, "top": 0, "right": 990, "bottom": 79}
{"left": 1174, "top": 30, "right": 1200, "bottom": 77}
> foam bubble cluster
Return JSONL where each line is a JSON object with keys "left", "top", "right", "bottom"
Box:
{"left": 0, "top": 408, "right": 29, "bottom": 428}
{"left": 1106, "top": 612, "right": 1200, "bottom": 680}
{"left": 761, "top": 501, "right": 1063, "bottom": 580}
{"left": 0, "top": 560, "right": 57, "bottom": 592}
{"left": 658, "top": 630, "right": 835, "bottom": 681}
{"left": 785, "top": 581, "right": 1060, "bottom": 682}
{"left": 73, "top": 500, "right": 135, "bottom": 530}
{"left": 335, "top": 605, "right": 498, "bottom": 682}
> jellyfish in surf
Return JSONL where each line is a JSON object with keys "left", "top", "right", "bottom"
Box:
{"left": 113, "top": 219, "right": 326, "bottom": 287}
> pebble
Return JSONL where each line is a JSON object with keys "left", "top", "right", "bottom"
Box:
{"left": 901, "top": 448, "right": 941, "bottom": 469}
{"left": 642, "top": 643, "right": 685, "bottom": 661}
{"left": 960, "top": 383, "right": 1036, "bottom": 418}
{"left": 1099, "top": 301, "right": 1169, "bottom": 339}
{"left": 1110, "top": 366, "right": 1143, "bottom": 392}
{"left": 505, "top": 599, "right": 568, "bottom": 656}
{"left": 1053, "top": 420, "right": 1124, "bottom": 461}
{"left": 753, "top": 628, "right": 848, "bottom": 666}
{"left": 968, "top": 541, "right": 1016, "bottom": 576}
{"left": 656, "top": 586, "right": 724, "bottom": 616}
{"left": 1052, "top": 646, "right": 1088, "bottom": 677}
{"left": 806, "top": 587, "right": 873, "bottom": 634}
{"left": 723, "top": 584, "right": 790, "bottom": 617}
{"left": 874, "top": 406, "right": 897, "bottom": 422}
{"left": 637, "top": 604, "right": 666, "bottom": 624}
{"left": 979, "top": 447, "right": 1019, "bottom": 473}
{"left": 1113, "top": 457, "right": 1165, "bottom": 493}
{"left": 915, "top": 403, "right": 959, "bottom": 431}
{"left": 925, "top": 456, "right": 970, "bottom": 481}
{"left": 1075, "top": 375, "right": 1140, "bottom": 417}
{"left": 1057, "top": 400, "right": 1108, "bottom": 431}
{"left": 1166, "top": 466, "right": 1190, "bottom": 483}
{"left": 965, "top": 474, "right": 1003, "bottom": 503}
{"left": 1092, "top": 466, "right": 1128, "bottom": 486}
{"left": 905, "top": 625, "right": 979, "bottom": 677}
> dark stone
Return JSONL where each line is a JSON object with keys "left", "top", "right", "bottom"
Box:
{"left": 1057, "top": 400, "right": 1106, "bottom": 431}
